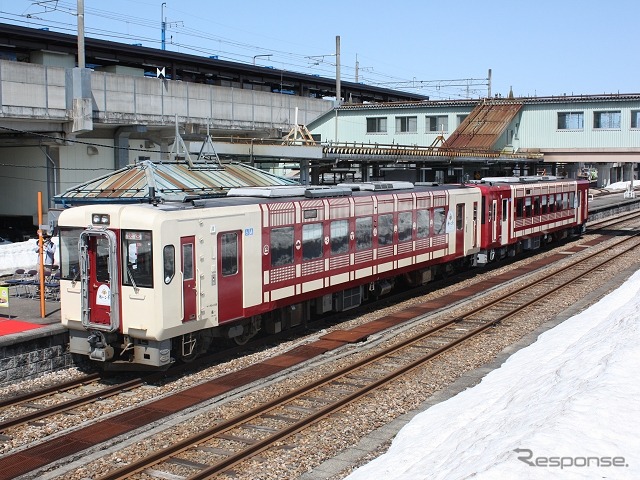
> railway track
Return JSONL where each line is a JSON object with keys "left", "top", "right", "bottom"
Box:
{"left": 94, "top": 226, "right": 640, "bottom": 479}
{"left": 1, "top": 212, "right": 638, "bottom": 479}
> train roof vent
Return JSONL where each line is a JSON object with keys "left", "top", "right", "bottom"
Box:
{"left": 226, "top": 185, "right": 307, "bottom": 198}
{"left": 337, "top": 181, "right": 414, "bottom": 191}
{"left": 304, "top": 186, "right": 353, "bottom": 198}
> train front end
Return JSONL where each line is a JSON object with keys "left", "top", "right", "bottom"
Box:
{"left": 59, "top": 204, "right": 172, "bottom": 369}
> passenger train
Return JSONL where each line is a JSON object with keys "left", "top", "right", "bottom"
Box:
{"left": 57, "top": 176, "right": 590, "bottom": 369}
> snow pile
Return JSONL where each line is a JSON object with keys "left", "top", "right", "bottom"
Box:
{"left": 347, "top": 269, "right": 640, "bottom": 480}
{"left": 0, "top": 238, "right": 58, "bottom": 276}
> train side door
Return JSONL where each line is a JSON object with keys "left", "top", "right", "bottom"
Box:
{"left": 455, "top": 203, "right": 465, "bottom": 253}
{"left": 491, "top": 199, "right": 498, "bottom": 242}
{"left": 80, "top": 229, "right": 119, "bottom": 332}
{"left": 501, "top": 198, "right": 509, "bottom": 244}
{"left": 181, "top": 236, "right": 197, "bottom": 322}
{"left": 218, "top": 230, "right": 243, "bottom": 322}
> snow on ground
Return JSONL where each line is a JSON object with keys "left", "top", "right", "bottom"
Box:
{"left": 0, "top": 238, "right": 58, "bottom": 276}
{"left": 605, "top": 179, "right": 640, "bottom": 191}
{"left": 347, "top": 269, "right": 640, "bottom": 480}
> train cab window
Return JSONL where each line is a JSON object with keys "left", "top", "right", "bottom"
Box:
{"left": 59, "top": 227, "right": 82, "bottom": 280}
{"left": 398, "top": 212, "right": 413, "bottom": 242}
{"left": 302, "top": 223, "right": 323, "bottom": 261}
{"left": 163, "top": 245, "right": 175, "bottom": 284}
{"left": 271, "top": 226, "right": 294, "bottom": 267}
{"left": 330, "top": 220, "right": 349, "bottom": 255}
{"left": 355, "top": 217, "right": 372, "bottom": 250}
{"left": 456, "top": 204, "right": 464, "bottom": 230}
{"left": 378, "top": 214, "right": 394, "bottom": 246}
{"left": 220, "top": 232, "right": 238, "bottom": 276}
{"left": 434, "top": 208, "right": 446, "bottom": 234}
{"left": 416, "top": 210, "right": 430, "bottom": 238}
{"left": 122, "top": 230, "right": 153, "bottom": 288}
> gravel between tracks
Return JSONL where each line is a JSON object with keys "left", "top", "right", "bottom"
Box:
{"left": 3, "top": 231, "right": 639, "bottom": 479}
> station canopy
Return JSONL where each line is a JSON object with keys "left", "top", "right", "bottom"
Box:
{"left": 54, "top": 160, "right": 298, "bottom": 206}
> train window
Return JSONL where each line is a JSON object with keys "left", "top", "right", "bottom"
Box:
{"left": 221, "top": 233, "right": 238, "bottom": 276}
{"left": 398, "top": 212, "right": 412, "bottom": 242}
{"left": 516, "top": 198, "right": 524, "bottom": 218}
{"left": 533, "top": 196, "right": 540, "bottom": 215}
{"left": 271, "top": 226, "right": 294, "bottom": 267}
{"left": 502, "top": 199, "right": 508, "bottom": 221}
{"left": 355, "top": 217, "right": 372, "bottom": 250}
{"left": 302, "top": 223, "right": 323, "bottom": 261}
{"left": 481, "top": 197, "right": 487, "bottom": 225}
{"left": 416, "top": 210, "right": 430, "bottom": 238}
{"left": 434, "top": 208, "right": 446, "bottom": 234}
{"left": 330, "top": 220, "right": 349, "bottom": 255}
{"left": 163, "top": 245, "right": 175, "bottom": 284}
{"left": 456, "top": 204, "right": 464, "bottom": 230}
{"left": 122, "top": 230, "right": 153, "bottom": 288}
{"left": 182, "top": 243, "right": 194, "bottom": 281}
{"left": 378, "top": 214, "right": 394, "bottom": 246}
{"left": 59, "top": 227, "right": 82, "bottom": 281}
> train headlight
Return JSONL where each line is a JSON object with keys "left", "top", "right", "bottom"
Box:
{"left": 92, "top": 213, "right": 110, "bottom": 225}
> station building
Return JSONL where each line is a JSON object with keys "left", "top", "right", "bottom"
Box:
{"left": 308, "top": 95, "right": 640, "bottom": 186}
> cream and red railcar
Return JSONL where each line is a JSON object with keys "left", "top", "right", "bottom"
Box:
{"left": 472, "top": 177, "right": 590, "bottom": 265}
{"left": 58, "top": 181, "right": 483, "bottom": 369}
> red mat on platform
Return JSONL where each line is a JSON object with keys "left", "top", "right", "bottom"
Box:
{"left": 0, "top": 319, "right": 43, "bottom": 335}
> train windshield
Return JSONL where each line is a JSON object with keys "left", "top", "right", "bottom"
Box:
{"left": 122, "top": 230, "right": 153, "bottom": 288}
{"left": 59, "top": 227, "right": 83, "bottom": 281}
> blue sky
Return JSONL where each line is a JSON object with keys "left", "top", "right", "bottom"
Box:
{"left": 0, "top": 0, "right": 638, "bottom": 99}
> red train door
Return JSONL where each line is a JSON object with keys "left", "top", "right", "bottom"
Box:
{"left": 80, "top": 229, "right": 119, "bottom": 332}
{"left": 218, "top": 231, "right": 243, "bottom": 322}
{"left": 181, "top": 236, "right": 197, "bottom": 322}
{"left": 455, "top": 203, "right": 465, "bottom": 253}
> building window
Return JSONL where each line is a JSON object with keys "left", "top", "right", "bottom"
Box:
{"left": 366, "top": 117, "right": 387, "bottom": 133}
{"left": 427, "top": 115, "right": 448, "bottom": 132}
{"left": 594, "top": 111, "right": 621, "bottom": 129}
{"left": 557, "top": 112, "right": 584, "bottom": 130}
{"left": 395, "top": 116, "right": 417, "bottom": 133}
{"left": 632, "top": 110, "right": 640, "bottom": 129}
{"left": 457, "top": 114, "right": 467, "bottom": 126}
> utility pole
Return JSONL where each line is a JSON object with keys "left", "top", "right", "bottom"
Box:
{"left": 161, "top": 2, "right": 167, "bottom": 50}
{"left": 77, "top": 0, "right": 85, "bottom": 68}
{"left": 355, "top": 53, "right": 359, "bottom": 83}
{"left": 335, "top": 35, "right": 341, "bottom": 105}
